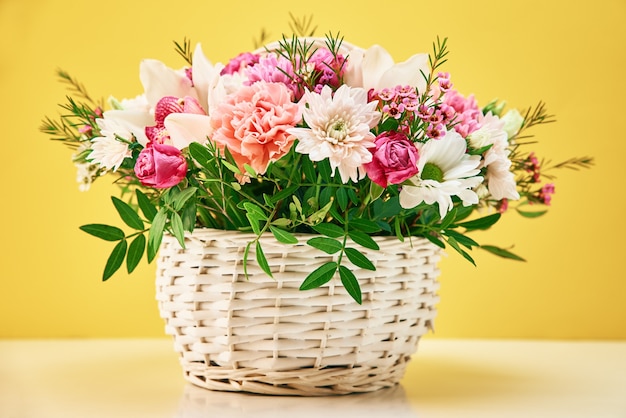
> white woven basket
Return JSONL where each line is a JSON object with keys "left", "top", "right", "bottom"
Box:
{"left": 156, "top": 228, "right": 441, "bottom": 396}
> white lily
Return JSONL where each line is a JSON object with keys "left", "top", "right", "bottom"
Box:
{"left": 345, "top": 45, "right": 429, "bottom": 93}
{"left": 139, "top": 59, "right": 197, "bottom": 109}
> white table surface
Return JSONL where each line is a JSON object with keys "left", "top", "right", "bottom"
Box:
{"left": 1, "top": 338, "right": 625, "bottom": 418}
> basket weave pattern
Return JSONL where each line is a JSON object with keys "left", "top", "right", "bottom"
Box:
{"left": 156, "top": 228, "right": 441, "bottom": 395}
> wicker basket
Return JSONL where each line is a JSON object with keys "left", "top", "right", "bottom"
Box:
{"left": 156, "top": 228, "right": 441, "bottom": 396}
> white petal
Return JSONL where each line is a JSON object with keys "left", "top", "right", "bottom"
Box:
{"left": 376, "top": 53, "right": 429, "bottom": 93}
{"left": 360, "top": 45, "right": 395, "bottom": 91}
{"left": 102, "top": 109, "right": 153, "bottom": 146}
{"left": 164, "top": 113, "right": 212, "bottom": 149}
{"left": 139, "top": 59, "right": 196, "bottom": 108}
{"left": 342, "top": 47, "right": 364, "bottom": 87}
{"left": 191, "top": 43, "right": 215, "bottom": 113}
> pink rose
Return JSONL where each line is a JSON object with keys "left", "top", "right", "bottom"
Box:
{"left": 210, "top": 81, "right": 302, "bottom": 180}
{"left": 364, "top": 131, "right": 419, "bottom": 187}
{"left": 134, "top": 143, "right": 187, "bottom": 188}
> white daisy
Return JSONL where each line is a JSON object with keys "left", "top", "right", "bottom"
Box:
{"left": 468, "top": 113, "right": 519, "bottom": 201}
{"left": 88, "top": 118, "right": 133, "bottom": 171}
{"left": 289, "top": 85, "right": 381, "bottom": 183}
{"left": 400, "top": 130, "right": 483, "bottom": 219}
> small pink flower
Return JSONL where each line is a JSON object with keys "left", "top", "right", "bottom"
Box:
{"left": 134, "top": 143, "right": 187, "bottom": 188}
{"left": 210, "top": 81, "right": 302, "bottom": 180}
{"left": 540, "top": 183, "right": 555, "bottom": 205}
{"left": 364, "top": 131, "right": 419, "bottom": 187}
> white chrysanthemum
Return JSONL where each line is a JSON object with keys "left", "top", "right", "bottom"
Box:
{"left": 88, "top": 118, "right": 133, "bottom": 171}
{"left": 400, "top": 130, "right": 483, "bottom": 219}
{"left": 469, "top": 113, "right": 519, "bottom": 201}
{"left": 289, "top": 85, "right": 381, "bottom": 183}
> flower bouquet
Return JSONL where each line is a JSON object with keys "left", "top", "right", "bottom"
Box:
{"left": 42, "top": 18, "right": 592, "bottom": 394}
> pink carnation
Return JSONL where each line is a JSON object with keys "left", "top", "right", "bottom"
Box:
{"left": 210, "top": 81, "right": 302, "bottom": 180}
{"left": 134, "top": 143, "right": 187, "bottom": 188}
{"left": 364, "top": 131, "right": 419, "bottom": 187}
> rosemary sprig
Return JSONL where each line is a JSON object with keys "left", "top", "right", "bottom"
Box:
{"left": 174, "top": 38, "right": 193, "bottom": 66}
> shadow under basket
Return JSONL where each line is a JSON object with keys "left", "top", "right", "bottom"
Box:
{"left": 156, "top": 228, "right": 441, "bottom": 396}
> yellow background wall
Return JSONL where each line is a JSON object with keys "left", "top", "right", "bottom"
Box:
{"left": 1, "top": 0, "right": 624, "bottom": 339}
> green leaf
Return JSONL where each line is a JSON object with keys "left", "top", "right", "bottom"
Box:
{"left": 348, "top": 230, "right": 379, "bottom": 250}
{"left": 344, "top": 247, "right": 376, "bottom": 271}
{"left": 369, "top": 181, "right": 384, "bottom": 202}
{"left": 111, "top": 196, "right": 144, "bottom": 230}
{"left": 243, "top": 164, "right": 257, "bottom": 177}
{"left": 222, "top": 159, "right": 242, "bottom": 175}
{"left": 312, "top": 222, "right": 345, "bottom": 238}
{"left": 447, "top": 236, "right": 475, "bottom": 266}
{"left": 317, "top": 159, "right": 332, "bottom": 183}
{"left": 189, "top": 142, "right": 211, "bottom": 168}
{"left": 336, "top": 188, "right": 348, "bottom": 211}
{"left": 453, "top": 204, "right": 475, "bottom": 223}
{"left": 339, "top": 266, "right": 362, "bottom": 304}
{"left": 243, "top": 241, "right": 252, "bottom": 279}
{"left": 302, "top": 156, "right": 316, "bottom": 181}
{"left": 306, "top": 200, "right": 333, "bottom": 224}
{"left": 171, "top": 212, "right": 185, "bottom": 248}
{"left": 445, "top": 230, "right": 479, "bottom": 248}
{"left": 376, "top": 196, "right": 402, "bottom": 219}
{"left": 307, "top": 237, "right": 343, "bottom": 254}
{"left": 171, "top": 187, "right": 197, "bottom": 211}
{"left": 457, "top": 213, "right": 501, "bottom": 231}
{"left": 516, "top": 208, "right": 548, "bottom": 218}
{"left": 271, "top": 218, "right": 291, "bottom": 227}
{"left": 270, "top": 184, "right": 299, "bottom": 204}
{"left": 299, "top": 261, "right": 337, "bottom": 290}
{"left": 424, "top": 233, "right": 446, "bottom": 249}
{"left": 136, "top": 190, "right": 157, "bottom": 222}
{"left": 147, "top": 209, "right": 167, "bottom": 262}
{"left": 126, "top": 234, "right": 145, "bottom": 274}
{"left": 270, "top": 225, "right": 299, "bottom": 244}
{"left": 79, "top": 224, "right": 125, "bottom": 241}
{"left": 349, "top": 218, "right": 382, "bottom": 233}
{"left": 181, "top": 199, "right": 197, "bottom": 232}
{"left": 103, "top": 239, "right": 127, "bottom": 281}
{"left": 255, "top": 241, "right": 273, "bottom": 278}
{"left": 481, "top": 245, "right": 526, "bottom": 261}
{"left": 246, "top": 213, "right": 262, "bottom": 235}
{"left": 243, "top": 202, "right": 267, "bottom": 220}
{"left": 439, "top": 207, "right": 457, "bottom": 230}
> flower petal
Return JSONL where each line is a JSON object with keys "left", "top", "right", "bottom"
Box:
{"left": 164, "top": 113, "right": 212, "bottom": 149}
{"left": 360, "top": 45, "right": 395, "bottom": 91}
{"left": 376, "top": 53, "right": 429, "bottom": 93}
{"left": 139, "top": 59, "right": 196, "bottom": 108}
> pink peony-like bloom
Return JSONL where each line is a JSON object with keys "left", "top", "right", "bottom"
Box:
{"left": 245, "top": 55, "right": 297, "bottom": 97}
{"left": 308, "top": 48, "right": 346, "bottom": 92}
{"left": 221, "top": 52, "right": 260, "bottom": 75}
{"left": 364, "top": 131, "right": 419, "bottom": 187}
{"left": 210, "top": 81, "right": 302, "bottom": 180}
{"left": 134, "top": 142, "right": 187, "bottom": 188}
{"left": 443, "top": 90, "right": 482, "bottom": 137}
